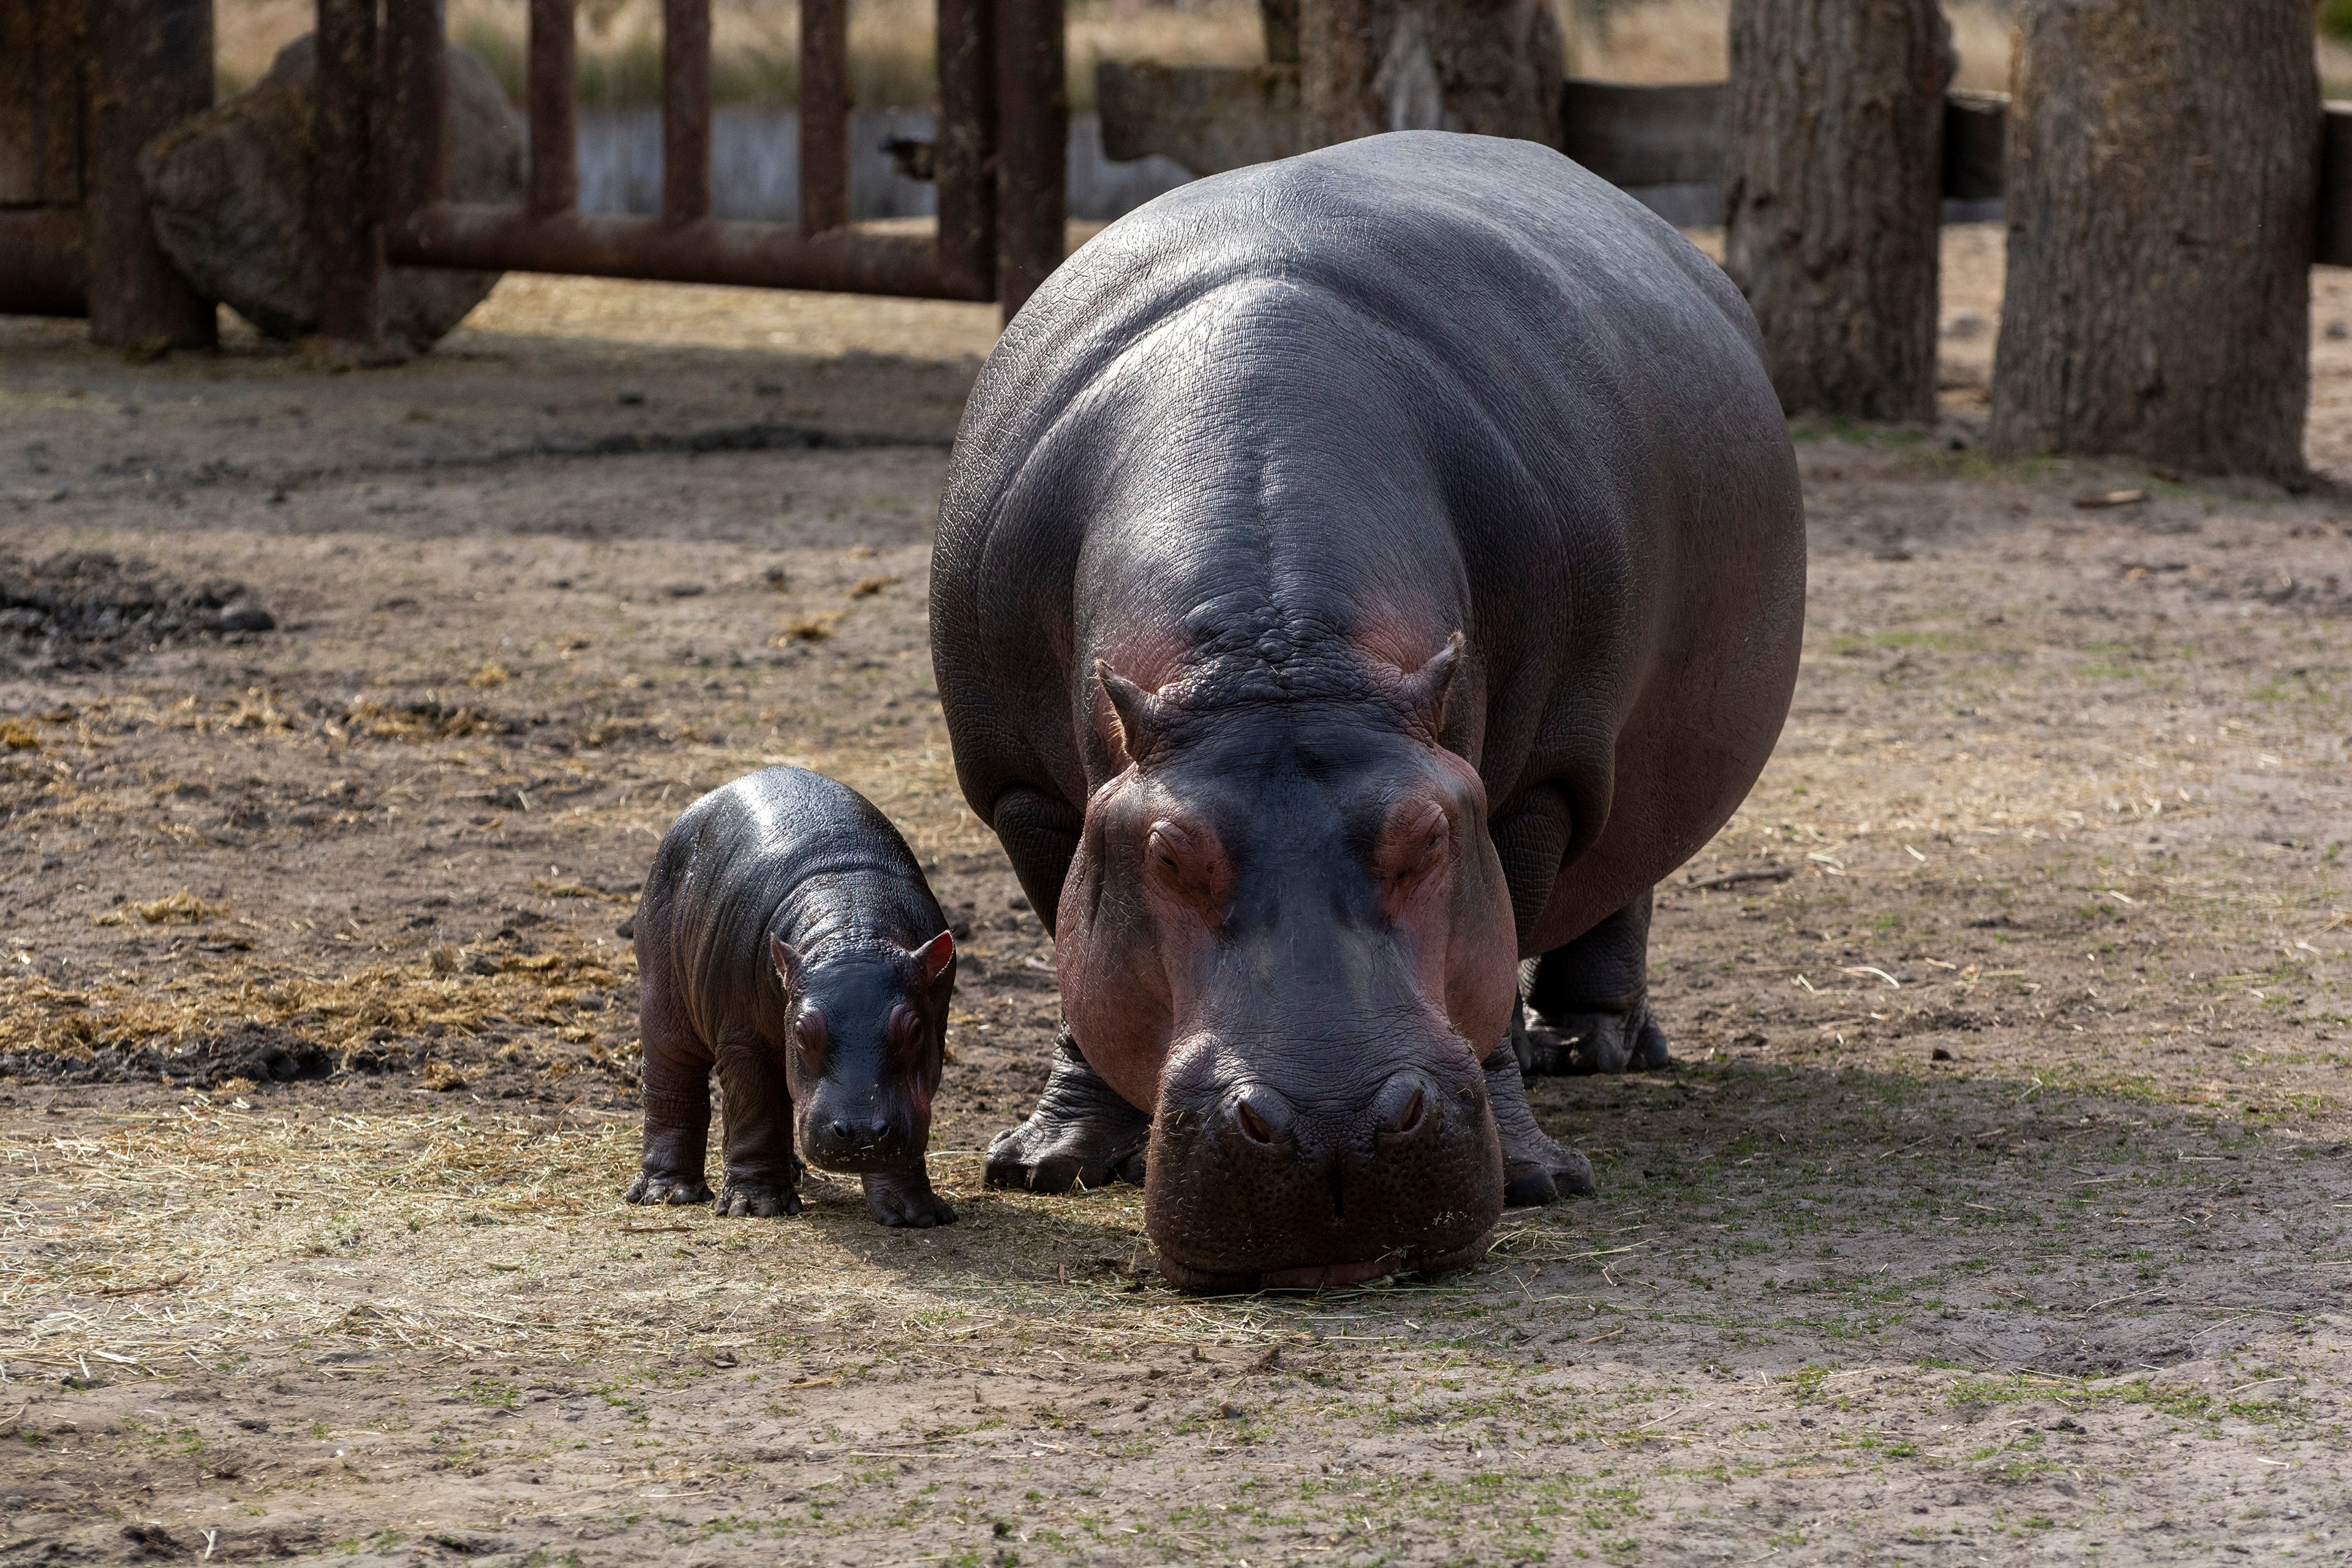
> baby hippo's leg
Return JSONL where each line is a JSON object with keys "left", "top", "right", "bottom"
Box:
{"left": 713, "top": 1033, "right": 804, "bottom": 1217}
{"left": 628, "top": 989, "right": 715, "bottom": 1206}
{"left": 861, "top": 1169, "right": 956, "bottom": 1229}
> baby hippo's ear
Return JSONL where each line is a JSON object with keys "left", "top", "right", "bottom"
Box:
{"left": 911, "top": 929, "right": 956, "bottom": 1003}
{"left": 768, "top": 935, "right": 801, "bottom": 992}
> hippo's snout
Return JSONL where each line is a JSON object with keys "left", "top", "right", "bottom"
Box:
{"left": 1144, "top": 1046, "right": 1504, "bottom": 1292}
{"left": 799, "top": 1087, "right": 924, "bottom": 1174}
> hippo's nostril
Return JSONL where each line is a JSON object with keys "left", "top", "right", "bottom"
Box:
{"left": 868, "top": 1120, "right": 892, "bottom": 1144}
{"left": 829, "top": 1120, "right": 852, "bottom": 1142}
{"left": 1235, "top": 1099, "right": 1275, "bottom": 1144}
{"left": 1373, "top": 1071, "right": 1436, "bottom": 1142}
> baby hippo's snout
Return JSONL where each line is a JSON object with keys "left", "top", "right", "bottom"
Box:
{"left": 1144, "top": 1044, "right": 1504, "bottom": 1292}
{"left": 798, "top": 1085, "right": 921, "bottom": 1172}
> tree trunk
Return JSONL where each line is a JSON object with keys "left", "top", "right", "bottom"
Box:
{"left": 1990, "top": 2, "right": 2316, "bottom": 480}
{"left": 1722, "top": 0, "right": 1953, "bottom": 423}
{"left": 1298, "top": 0, "right": 1562, "bottom": 149}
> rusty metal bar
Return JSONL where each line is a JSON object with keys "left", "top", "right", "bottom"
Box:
{"left": 527, "top": 0, "right": 578, "bottom": 214}
{"left": 390, "top": 203, "right": 995, "bottom": 299}
{"left": 799, "top": 0, "right": 851, "bottom": 235}
{"left": 385, "top": 0, "right": 448, "bottom": 228}
{"left": 661, "top": 0, "right": 710, "bottom": 221}
{"left": 993, "top": 0, "right": 1065, "bottom": 319}
{"left": 933, "top": 0, "right": 996, "bottom": 299}
{"left": 314, "top": 0, "right": 382, "bottom": 344}
{"left": 0, "top": 208, "right": 90, "bottom": 317}
{"left": 86, "top": 0, "right": 216, "bottom": 348}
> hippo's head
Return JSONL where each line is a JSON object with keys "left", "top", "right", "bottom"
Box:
{"left": 1055, "top": 636, "right": 1518, "bottom": 1291}
{"left": 771, "top": 932, "right": 956, "bottom": 1174}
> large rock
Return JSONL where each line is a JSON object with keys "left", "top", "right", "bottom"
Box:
{"left": 139, "top": 37, "right": 523, "bottom": 348}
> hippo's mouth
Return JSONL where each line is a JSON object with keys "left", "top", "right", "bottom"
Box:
{"left": 1150, "top": 1231, "right": 1494, "bottom": 1295}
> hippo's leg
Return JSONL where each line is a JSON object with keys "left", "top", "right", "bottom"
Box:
{"left": 860, "top": 1169, "right": 956, "bottom": 1228}
{"left": 984, "top": 1025, "right": 1152, "bottom": 1194}
{"left": 627, "top": 986, "right": 716, "bottom": 1206}
{"left": 1520, "top": 888, "right": 1671, "bottom": 1075}
{"left": 712, "top": 1031, "right": 804, "bottom": 1218}
{"left": 1484, "top": 1032, "right": 1595, "bottom": 1204}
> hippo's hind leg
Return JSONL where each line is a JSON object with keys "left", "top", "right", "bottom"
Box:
{"left": 628, "top": 982, "right": 716, "bottom": 1206}
{"left": 712, "top": 1030, "right": 804, "bottom": 1218}
{"left": 985, "top": 1025, "right": 1153, "bottom": 1194}
{"left": 1520, "top": 888, "right": 1671, "bottom": 1075}
{"left": 1484, "top": 1035, "right": 1595, "bottom": 1205}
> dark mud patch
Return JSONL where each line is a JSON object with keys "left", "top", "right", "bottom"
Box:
{"left": 1, "top": 549, "right": 276, "bottom": 673}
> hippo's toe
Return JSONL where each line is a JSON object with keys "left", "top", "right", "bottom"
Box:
{"left": 625, "top": 1170, "right": 713, "bottom": 1207}
{"left": 715, "top": 1177, "right": 802, "bottom": 1218}
{"left": 1483, "top": 1043, "right": 1595, "bottom": 1206}
{"left": 861, "top": 1170, "right": 956, "bottom": 1227}
{"left": 1523, "top": 995, "right": 1672, "bottom": 1076}
{"left": 983, "top": 1027, "right": 1152, "bottom": 1194}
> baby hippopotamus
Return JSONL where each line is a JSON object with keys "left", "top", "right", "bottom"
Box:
{"left": 625, "top": 766, "right": 959, "bottom": 1227}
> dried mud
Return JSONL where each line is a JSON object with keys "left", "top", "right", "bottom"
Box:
{"left": 2, "top": 237, "right": 2350, "bottom": 1566}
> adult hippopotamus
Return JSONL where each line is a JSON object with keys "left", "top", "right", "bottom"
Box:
{"left": 929, "top": 132, "right": 1804, "bottom": 1291}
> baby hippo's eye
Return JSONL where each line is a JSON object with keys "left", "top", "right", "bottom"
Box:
{"left": 888, "top": 1005, "right": 925, "bottom": 1055}
{"left": 1378, "top": 799, "right": 1452, "bottom": 909}
{"left": 794, "top": 1009, "right": 829, "bottom": 1060}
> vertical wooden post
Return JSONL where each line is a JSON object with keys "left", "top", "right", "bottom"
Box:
{"left": 934, "top": 0, "right": 996, "bottom": 300}
{"left": 661, "top": 0, "right": 710, "bottom": 221}
{"left": 527, "top": 0, "right": 579, "bottom": 215}
{"left": 993, "top": 0, "right": 1063, "bottom": 320}
{"left": 314, "top": 0, "right": 382, "bottom": 345}
{"left": 383, "top": 0, "right": 447, "bottom": 235}
{"left": 799, "top": 0, "right": 850, "bottom": 235}
{"left": 86, "top": 0, "right": 216, "bottom": 349}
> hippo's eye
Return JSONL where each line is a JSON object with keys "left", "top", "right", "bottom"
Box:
{"left": 794, "top": 1009, "right": 829, "bottom": 1059}
{"left": 1144, "top": 818, "right": 1231, "bottom": 921}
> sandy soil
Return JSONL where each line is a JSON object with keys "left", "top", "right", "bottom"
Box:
{"left": 2, "top": 232, "right": 2350, "bottom": 1566}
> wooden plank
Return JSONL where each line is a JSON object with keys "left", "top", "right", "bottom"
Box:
{"left": 1560, "top": 78, "right": 1723, "bottom": 187}
{"left": 0, "top": 0, "right": 87, "bottom": 207}
{"left": 2320, "top": 105, "right": 2352, "bottom": 267}
{"left": 1943, "top": 89, "right": 2005, "bottom": 203}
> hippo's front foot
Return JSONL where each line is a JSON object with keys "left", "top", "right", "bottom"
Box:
{"left": 715, "top": 1174, "right": 803, "bottom": 1218}
{"left": 986, "top": 1027, "right": 1151, "bottom": 1194}
{"left": 625, "top": 1169, "right": 714, "bottom": 1207}
{"left": 1521, "top": 994, "right": 1670, "bottom": 1076}
{"left": 862, "top": 1169, "right": 956, "bottom": 1228}
{"left": 1483, "top": 1041, "right": 1594, "bottom": 1206}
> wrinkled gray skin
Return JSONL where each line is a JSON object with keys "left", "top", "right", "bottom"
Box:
{"left": 627, "top": 767, "right": 958, "bottom": 1228}
{"left": 931, "top": 132, "right": 1805, "bottom": 1289}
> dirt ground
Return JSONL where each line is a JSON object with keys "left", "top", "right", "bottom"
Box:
{"left": 3, "top": 228, "right": 2350, "bottom": 1566}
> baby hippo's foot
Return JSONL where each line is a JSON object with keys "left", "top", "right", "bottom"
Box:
{"left": 1521, "top": 993, "right": 1671, "bottom": 1076}
{"left": 715, "top": 1174, "right": 802, "bottom": 1218}
{"left": 1483, "top": 1044, "right": 1595, "bottom": 1207}
{"left": 862, "top": 1169, "right": 956, "bottom": 1228}
{"left": 625, "top": 1168, "right": 713, "bottom": 1207}
{"left": 985, "top": 1027, "right": 1151, "bottom": 1194}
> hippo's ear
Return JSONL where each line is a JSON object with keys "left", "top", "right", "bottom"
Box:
{"left": 1095, "top": 659, "right": 1166, "bottom": 766}
{"left": 767, "top": 935, "right": 801, "bottom": 993}
{"left": 910, "top": 929, "right": 956, "bottom": 1001}
{"left": 1397, "top": 632, "right": 1467, "bottom": 738}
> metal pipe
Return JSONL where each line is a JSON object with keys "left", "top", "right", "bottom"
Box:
{"left": 314, "top": 0, "right": 382, "bottom": 344}
{"left": 0, "top": 208, "right": 90, "bottom": 317}
{"left": 933, "top": 0, "right": 995, "bottom": 300}
{"left": 993, "top": 0, "right": 1065, "bottom": 319}
{"left": 86, "top": 0, "right": 216, "bottom": 347}
{"left": 528, "top": 0, "right": 579, "bottom": 215}
{"left": 799, "top": 0, "right": 851, "bottom": 235}
{"left": 661, "top": 0, "right": 711, "bottom": 221}
{"left": 390, "top": 202, "right": 995, "bottom": 299}
{"left": 385, "top": 0, "right": 449, "bottom": 228}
